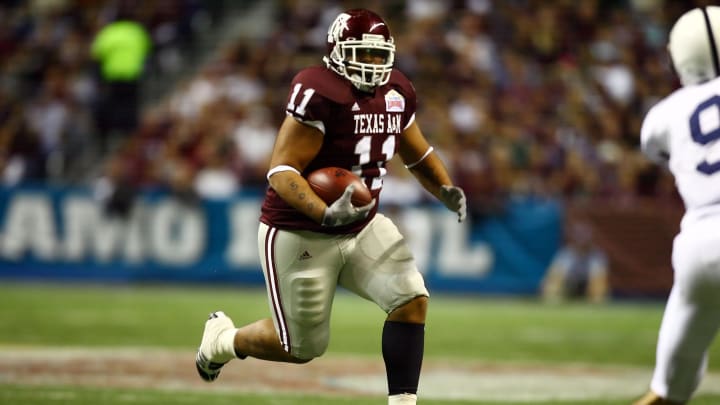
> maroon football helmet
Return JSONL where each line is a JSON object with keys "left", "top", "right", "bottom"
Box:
{"left": 323, "top": 9, "right": 395, "bottom": 92}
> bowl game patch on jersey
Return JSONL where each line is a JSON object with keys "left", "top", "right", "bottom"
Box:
{"left": 385, "top": 89, "right": 405, "bottom": 112}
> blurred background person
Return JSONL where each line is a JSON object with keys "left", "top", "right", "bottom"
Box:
{"left": 93, "top": 154, "right": 137, "bottom": 219}
{"left": 541, "top": 220, "right": 610, "bottom": 304}
{"left": 91, "top": 7, "right": 151, "bottom": 154}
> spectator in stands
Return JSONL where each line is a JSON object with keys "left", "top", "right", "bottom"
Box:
{"left": 231, "top": 105, "right": 276, "bottom": 187}
{"left": 541, "top": 221, "right": 610, "bottom": 303}
{"left": 0, "top": 0, "right": 696, "bottom": 209}
{"left": 91, "top": 9, "right": 151, "bottom": 153}
{"left": 94, "top": 155, "right": 136, "bottom": 219}
{"left": 0, "top": 90, "right": 43, "bottom": 185}
{"left": 193, "top": 131, "right": 240, "bottom": 200}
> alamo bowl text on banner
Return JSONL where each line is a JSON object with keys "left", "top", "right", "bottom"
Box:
{"left": 0, "top": 185, "right": 561, "bottom": 294}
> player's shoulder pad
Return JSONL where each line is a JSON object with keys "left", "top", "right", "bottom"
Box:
{"left": 386, "top": 69, "right": 417, "bottom": 100}
{"left": 640, "top": 95, "right": 672, "bottom": 163}
{"left": 642, "top": 90, "right": 678, "bottom": 129}
{"left": 641, "top": 100, "right": 664, "bottom": 139}
{"left": 291, "top": 65, "right": 354, "bottom": 104}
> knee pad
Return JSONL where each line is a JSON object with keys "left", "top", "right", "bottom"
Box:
{"left": 290, "top": 275, "right": 331, "bottom": 325}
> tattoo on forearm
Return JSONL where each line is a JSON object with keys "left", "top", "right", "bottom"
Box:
{"left": 289, "top": 180, "right": 307, "bottom": 200}
{"left": 287, "top": 178, "right": 317, "bottom": 214}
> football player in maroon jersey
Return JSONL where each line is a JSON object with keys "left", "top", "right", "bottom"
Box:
{"left": 196, "top": 9, "right": 466, "bottom": 404}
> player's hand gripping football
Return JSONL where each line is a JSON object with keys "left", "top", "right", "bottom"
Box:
{"left": 321, "top": 184, "right": 376, "bottom": 227}
{"left": 440, "top": 185, "right": 467, "bottom": 223}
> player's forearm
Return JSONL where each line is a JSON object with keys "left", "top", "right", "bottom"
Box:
{"left": 407, "top": 153, "right": 454, "bottom": 200}
{"left": 268, "top": 171, "right": 327, "bottom": 223}
{"left": 408, "top": 152, "right": 467, "bottom": 222}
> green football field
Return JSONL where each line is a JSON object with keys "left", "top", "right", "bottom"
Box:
{"left": 0, "top": 282, "right": 719, "bottom": 404}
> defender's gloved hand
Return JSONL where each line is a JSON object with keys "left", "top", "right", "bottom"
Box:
{"left": 321, "top": 184, "right": 376, "bottom": 227}
{"left": 440, "top": 185, "right": 467, "bottom": 223}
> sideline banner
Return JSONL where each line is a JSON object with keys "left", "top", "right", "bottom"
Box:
{"left": 0, "top": 185, "right": 561, "bottom": 295}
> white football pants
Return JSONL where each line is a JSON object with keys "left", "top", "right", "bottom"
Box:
{"left": 650, "top": 216, "right": 720, "bottom": 402}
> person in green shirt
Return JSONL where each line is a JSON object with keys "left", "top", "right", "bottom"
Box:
{"left": 91, "top": 15, "right": 151, "bottom": 151}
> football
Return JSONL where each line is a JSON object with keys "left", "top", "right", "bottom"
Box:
{"left": 306, "top": 167, "right": 373, "bottom": 206}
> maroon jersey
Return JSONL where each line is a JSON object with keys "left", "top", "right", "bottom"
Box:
{"left": 260, "top": 65, "right": 417, "bottom": 234}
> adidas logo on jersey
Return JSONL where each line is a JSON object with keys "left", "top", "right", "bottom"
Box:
{"left": 351, "top": 102, "right": 360, "bottom": 111}
{"left": 298, "top": 250, "right": 312, "bottom": 260}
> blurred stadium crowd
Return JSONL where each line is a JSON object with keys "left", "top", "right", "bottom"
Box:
{"left": 0, "top": 0, "right": 702, "bottom": 217}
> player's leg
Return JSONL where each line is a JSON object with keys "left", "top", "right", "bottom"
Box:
{"left": 641, "top": 226, "right": 720, "bottom": 403}
{"left": 196, "top": 313, "right": 307, "bottom": 382}
{"left": 196, "top": 308, "right": 307, "bottom": 382}
{"left": 340, "top": 214, "right": 429, "bottom": 405}
{"left": 252, "top": 224, "right": 344, "bottom": 360}
{"left": 634, "top": 286, "right": 700, "bottom": 405}
{"left": 383, "top": 295, "right": 427, "bottom": 405}
{"left": 233, "top": 318, "right": 307, "bottom": 362}
{"left": 196, "top": 224, "right": 343, "bottom": 382}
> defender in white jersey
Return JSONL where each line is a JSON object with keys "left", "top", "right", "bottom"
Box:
{"left": 634, "top": 6, "right": 720, "bottom": 405}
